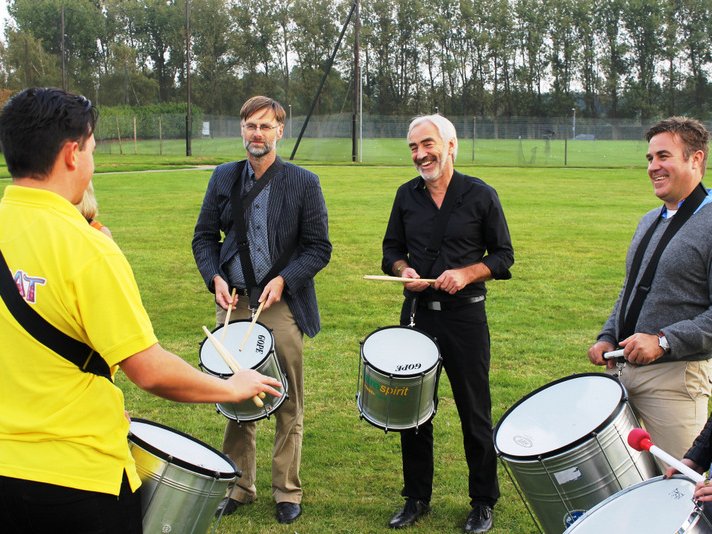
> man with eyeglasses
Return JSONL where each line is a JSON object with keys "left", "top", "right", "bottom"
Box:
{"left": 192, "top": 96, "right": 331, "bottom": 524}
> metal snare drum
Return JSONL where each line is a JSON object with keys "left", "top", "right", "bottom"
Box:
{"left": 563, "top": 475, "right": 712, "bottom": 533}
{"left": 357, "top": 326, "right": 441, "bottom": 432}
{"left": 128, "top": 418, "right": 239, "bottom": 534}
{"left": 199, "top": 320, "right": 287, "bottom": 422}
{"left": 494, "top": 373, "right": 660, "bottom": 533}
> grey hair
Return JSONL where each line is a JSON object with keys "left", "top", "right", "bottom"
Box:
{"left": 407, "top": 114, "right": 458, "bottom": 162}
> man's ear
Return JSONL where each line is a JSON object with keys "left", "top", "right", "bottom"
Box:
{"left": 692, "top": 149, "right": 705, "bottom": 171}
{"left": 62, "top": 141, "right": 80, "bottom": 171}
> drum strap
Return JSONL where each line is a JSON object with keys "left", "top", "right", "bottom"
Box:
{"left": 420, "top": 172, "right": 464, "bottom": 279}
{"left": 0, "top": 248, "right": 111, "bottom": 380}
{"left": 230, "top": 158, "right": 295, "bottom": 309}
{"left": 617, "top": 182, "right": 707, "bottom": 341}
{"left": 406, "top": 172, "right": 464, "bottom": 311}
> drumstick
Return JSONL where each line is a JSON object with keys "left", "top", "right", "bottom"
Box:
{"left": 628, "top": 428, "right": 704, "bottom": 483}
{"left": 363, "top": 275, "right": 437, "bottom": 284}
{"left": 221, "top": 288, "right": 237, "bottom": 343}
{"left": 239, "top": 300, "right": 265, "bottom": 352}
{"left": 202, "top": 325, "right": 265, "bottom": 408}
{"left": 603, "top": 349, "right": 624, "bottom": 359}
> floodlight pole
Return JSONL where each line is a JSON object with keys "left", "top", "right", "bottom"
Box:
{"left": 290, "top": 0, "right": 358, "bottom": 160}
{"left": 185, "top": 0, "right": 192, "bottom": 157}
{"left": 571, "top": 107, "right": 576, "bottom": 140}
{"left": 60, "top": 5, "right": 67, "bottom": 91}
{"left": 351, "top": 0, "right": 360, "bottom": 163}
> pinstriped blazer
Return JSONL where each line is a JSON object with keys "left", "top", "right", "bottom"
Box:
{"left": 192, "top": 158, "right": 331, "bottom": 337}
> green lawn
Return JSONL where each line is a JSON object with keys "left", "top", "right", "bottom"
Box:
{"left": 0, "top": 162, "right": 647, "bottom": 533}
{"left": 87, "top": 136, "right": 652, "bottom": 169}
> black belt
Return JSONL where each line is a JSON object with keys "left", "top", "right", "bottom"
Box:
{"left": 231, "top": 287, "right": 250, "bottom": 297}
{"left": 419, "top": 295, "right": 485, "bottom": 311}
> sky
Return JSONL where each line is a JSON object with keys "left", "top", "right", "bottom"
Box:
{"left": 0, "top": 2, "right": 9, "bottom": 43}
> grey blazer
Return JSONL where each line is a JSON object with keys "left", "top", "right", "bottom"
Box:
{"left": 192, "top": 159, "right": 331, "bottom": 337}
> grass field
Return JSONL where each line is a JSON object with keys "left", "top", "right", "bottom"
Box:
{"left": 1, "top": 161, "right": 661, "bottom": 533}
{"left": 92, "top": 136, "right": 652, "bottom": 169}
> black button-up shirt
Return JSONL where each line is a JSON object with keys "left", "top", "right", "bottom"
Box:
{"left": 381, "top": 171, "right": 514, "bottom": 301}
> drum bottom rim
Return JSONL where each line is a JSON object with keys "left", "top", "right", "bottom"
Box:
{"left": 357, "top": 393, "right": 436, "bottom": 432}
{"left": 216, "top": 371, "right": 289, "bottom": 423}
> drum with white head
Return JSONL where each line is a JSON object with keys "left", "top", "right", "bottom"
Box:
{"left": 199, "top": 320, "right": 287, "bottom": 422}
{"left": 494, "top": 373, "right": 660, "bottom": 533}
{"left": 357, "top": 326, "right": 441, "bottom": 431}
{"left": 563, "top": 475, "right": 712, "bottom": 533}
{"left": 128, "top": 418, "right": 239, "bottom": 534}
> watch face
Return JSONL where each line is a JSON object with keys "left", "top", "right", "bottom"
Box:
{"left": 659, "top": 335, "right": 670, "bottom": 351}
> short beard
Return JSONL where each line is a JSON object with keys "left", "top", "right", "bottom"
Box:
{"left": 244, "top": 139, "right": 273, "bottom": 158}
{"left": 417, "top": 149, "right": 449, "bottom": 181}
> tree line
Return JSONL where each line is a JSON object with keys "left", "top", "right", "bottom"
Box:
{"left": 1, "top": 0, "right": 711, "bottom": 120}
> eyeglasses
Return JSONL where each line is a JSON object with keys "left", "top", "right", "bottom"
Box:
{"left": 242, "top": 123, "right": 278, "bottom": 133}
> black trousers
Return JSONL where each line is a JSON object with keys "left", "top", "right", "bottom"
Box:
{"left": 0, "top": 472, "right": 143, "bottom": 533}
{"left": 399, "top": 298, "right": 500, "bottom": 508}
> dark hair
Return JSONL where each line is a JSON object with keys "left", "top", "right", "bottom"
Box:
{"left": 646, "top": 116, "right": 709, "bottom": 165}
{"left": 0, "top": 87, "right": 98, "bottom": 179}
{"left": 240, "top": 96, "right": 286, "bottom": 124}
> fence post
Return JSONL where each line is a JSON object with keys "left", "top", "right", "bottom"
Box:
{"left": 472, "top": 116, "right": 476, "bottom": 162}
{"left": 133, "top": 116, "right": 137, "bottom": 155}
{"left": 115, "top": 116, "right": 123, "bottom": 155}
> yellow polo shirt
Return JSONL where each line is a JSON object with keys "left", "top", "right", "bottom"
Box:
{"left": 0, "top": 185, "right": 158, "bottom": 495}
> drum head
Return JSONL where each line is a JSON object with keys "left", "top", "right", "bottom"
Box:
{"left": 129, "top": 419, "right": 237, "bottom": 478}
{"left": 199, "top": 321, "right": 273, "bottom": 375}
{"left": 362, "top": 326, "right": 439, "bottom": 376}
{"left": 494, "top": 374, "right": 625, "bottom": 459}
{"left": 564, "top": 476, "right": 700, "bottom": 532}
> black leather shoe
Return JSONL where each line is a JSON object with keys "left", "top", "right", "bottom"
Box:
{"left": 276, "top": 502, "right": 302, "bottom": 524}
{"left": 464, "top": 504, "right": 493, "bottom": 533}
{"left": 388, "top": 499, "right": 430, "bottom": 529}
{"left": 214, "top": 497, "right": 243, "bottom": 518}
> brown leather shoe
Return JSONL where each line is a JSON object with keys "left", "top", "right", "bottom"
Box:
{"left": 388, "top": 499, "right": 430, "bottom": 529}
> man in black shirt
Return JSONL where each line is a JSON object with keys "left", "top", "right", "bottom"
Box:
{"left": 381, "top": 114, "right": 514, "bottom": 533}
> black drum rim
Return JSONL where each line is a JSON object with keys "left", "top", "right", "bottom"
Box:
{"left": 129, "top": 418, "right": 238, "bottom": 479}
{"left": 493, "top": 373, "right": 627, "bottom": 461}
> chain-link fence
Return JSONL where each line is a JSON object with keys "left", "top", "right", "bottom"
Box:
{"left": 94, "top": 112, "right": 674, "bottom": 167}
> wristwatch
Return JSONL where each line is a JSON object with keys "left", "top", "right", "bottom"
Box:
{"left": 657, "top": 332, "right": 670, "bottom": 353}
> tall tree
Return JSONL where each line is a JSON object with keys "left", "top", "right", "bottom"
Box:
{"left": 513, "top": 0, "right": 549, "bottom": 115}
{"left": 596, "top": 0, "right": 628, "bottom": 119}
{"left": 190, "top": 0, "right": 234, "bottom": 113}
{"left": 8, "top": 0, "right": 105, "bottom": 95}
{"left": 621, "top": 0, "right": 663, "bottom": 119}
{"left": 677, "top": 0, "right": 712, "bottom": 114}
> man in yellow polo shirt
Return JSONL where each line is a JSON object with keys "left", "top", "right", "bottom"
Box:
{"left": 0, "top": 88, "right": 282, "bottom": 533}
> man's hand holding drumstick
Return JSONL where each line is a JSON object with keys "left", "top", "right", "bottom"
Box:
{"left": 213, "top": 274, "right": 285, "bottom": 312}
{"left": 389, "top": 260, "right": 492, "bottom": 295}
{"left": 392, "top": 261, "right": 431, "bottom": 293}
{"left": 213, "top": 275, "right": 236, "bottom": 310}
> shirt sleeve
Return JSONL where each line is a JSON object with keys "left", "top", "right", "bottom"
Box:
{"left": 73, "top": 249, "right": 157, "bottom": 367}
{"left": 381, "top": 187, "right": 408, "bottom": 275}
{"left": 480, "top": 188, "right": 514, "bottom": 280}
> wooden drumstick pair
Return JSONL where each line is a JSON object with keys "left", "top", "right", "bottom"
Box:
{"left": 222, "top": 289, "right": 265, "bottom": 351}
{"left": 202, "top": 290, "right": 268, "bottom": 408}
{"left": 202, "top": 325, "right": 265, "bottom": 408}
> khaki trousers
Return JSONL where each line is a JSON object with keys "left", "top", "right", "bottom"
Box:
{"left": 216, "top": 299, "right": 304, "bottom": 504}
{"left": 612, "top": 360, "right": 711, "bottom": 465}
